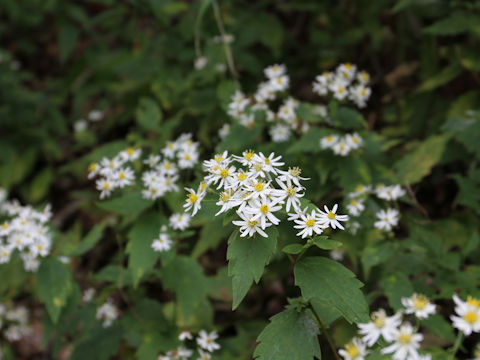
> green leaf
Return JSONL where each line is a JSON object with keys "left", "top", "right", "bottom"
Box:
{"left": 287, "top": 128, "right": 327, "bottom": 154}
{"left": 442, "top": 114, "right": 480, "bottom": 158}
{"left": 330, "top": 107, "right": 367, "bottom": 130}
{"left": 70, "top": 325, "right": 123, "bottom": 360}
{"left": 282, "top": 243, "right": 304, "bottom": 254}
{"left": 216, "top": 123, "right": 262, "bottom": 153}
{"left": 36, "top": 258, "right": 72, "bottom": 323}
{"left": 162, "top": 256, "right": 210, "bottom": 320}
{"left": 395, "top": 134, "right": 450, "bottom": 184}
{"left": 380, "top": 273, "right": 413, "bottom": 311}
{"left": 311, "top": 236, "right": 342, "bottom": 250}
{"left": 58, "top": 23, "right": 79, "bottom": 62}
{"left": 227, "top": 227, "right": 278, "bottom": 309}
{"left": 295, "top": 256, "right": 369, "bottom": 323}
{"left": 136, "top": 97, "right": 162, "bottom": 131}
{"left": 361, "top": 242, "right": 396, "bottom": 275}
{"left": 423, "top": 314, "right": 456, "bottom": 343}
{"left": 417, "top": 64, "right": 462, "bottom": 92}
{"left": 253, "top": 307, "right": 321, "bottom": 360}
{"left": 452, "top": 170, "right": 480, "bottom": 213}
{"left": 423, "top": 12, "right": 480, "bottom": 36}
{"left": 71, "top": 222, "right": 106, "bottom": 256}
{"left": 126, "top": 212, "right": 162, "bottom": 288}
{"left": 97, "top": 192, "right": 153, "bottom": 215}
{"left": 310, "top": 299, "right": 342, "bottom": 326}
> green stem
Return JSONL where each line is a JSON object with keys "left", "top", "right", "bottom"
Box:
{"left": 309, "top": 303, "right": 341, "bottom": 360}
{"left": 211, "top": 0, "right": 238, "bottom": 79}
{"left": 450, "top": 332, "right": 463, "bottom": 360}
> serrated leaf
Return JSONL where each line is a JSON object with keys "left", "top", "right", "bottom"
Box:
{"left": 395, "top": 134, "right": 450, "bottom": 184}
{"left": 136, "top": 97, "right": 162, "bottom": 131}
{"left": 311, "top": 236, "right": 342, "bottom": 250}
{"left": 126, "top": 212, "right": 162, "bottom": 288}
{"left": 227, "top": 227, "right": 278, "bottom": 309}
{"left": 295, "top": 256, "right": 369, "bottom": 323}
{"left": 36, "top": 258, "right": 72, "bottom": 323}
{"left": 97, "top": 192, "right": 153, "bottom": 215}
{"left": 162, "top": 256, "right": 210, "bottom": 320}
{"left": 71, "top": 221, "right": 106, "bottom": 256}
{"left": 254, "top": 307, "right": 321, "bottom": 360}
{"left": 282, "top": 243, "right": 304, "bottom": 254}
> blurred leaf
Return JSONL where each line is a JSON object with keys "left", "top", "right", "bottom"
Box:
{"left": 451, "top": 168, "right": 480, "bottom": 213}
{"left": 36, "top": 258, "right": 72, "bottom": 323}
{"left": 282, "top": 243, "right": 304, "bottom": 254}
{"left": 71, "top": 221, "right": 106, "bottom": 256}
{"left": 362, "top": 242, "right": 396, "bottom": 275}
{"left": 295, "top": 256, "right": 369, "bottom": 323}
{"left": 71, "top": 324, "right": 123, "bottom": 360}
{"left": 253, "top": 307, "right": 321, "bottom": 360}
{"left": 424, "top": 12, "right": 480, "bottom": 35}
{"left": 227, "top": 227, "right": 278, "bottom": 310}
{"left": 380, "top": 272, "right": 413, "bottom": 311}
{"left": 97, "top": 192, "right": 153, "bottom": 215}
{"left": 330, "top": 107, "right": 367, "bottom": 130}
{"left": 423, "top": 314, "right": 456, "bottom": 343}
{"left": 311, "top": 236, "right": 342, "bottom": 250}
{"left": 417, "top": 64, "right": 462, "bottom": 92}
{"left": 395, "top": 134, "right": 450, "bottom": 184}
{"left": 58, "top": 23, "right": 79, "bottom": 62}
{"left": 28, "top": 167, "right": 53, "bottom": 202}
{"left": 136, "top": 97, "right": 162, "bottom": 131}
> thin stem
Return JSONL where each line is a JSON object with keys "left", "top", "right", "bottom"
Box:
{"left": 211, "top": 0, "right": 238, "bottom": 79}
{"left": 309, "top": 303, "right": 341, "bottom": 360}
{"left": 449, "top": 332, "right": 463, "bottom": 360}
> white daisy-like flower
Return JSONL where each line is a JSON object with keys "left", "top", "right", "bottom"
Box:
{"left": 332, "top": 140, "right": 351, "bottom": 156}
{"left": 82, "top": 288, "right": 96, "bottom": 303}
{"left": 320, "top": 135, "right": 339, "bottom": 149}
{"left": 401, "top": 293, "right": 436, "bottom": 319}
{"left": 451, "top": 295, "right": 480, "bottom": 336}
{"left": 183, "top": 187, "right": 205, "bottom": 216}
{"left": 197, "top": 349, "right": 211, "bottom": 360}
{"left": 374, "top": 208, "right": 399, "bottom": 231}
{"left": 381, "top": 323, "right": 423, "bottom": 360}
{"left": 346, "top": 198, "right": 365, "bottom": 217}
{"left": 339, "top": 337, "right": 368, "bottom": 360}
{"left": 358, "top": 309, "right": 402, "bottom": 346}
{"left": 317, "top": 204, "right": 349, "bottom": 230}
{"left": 232, "top": 211, "right": 270, "bottom": 238}
{"left": 292, "top": 209, "right": 326, "bottom": 239}
{"left": 196, "top": 330, "right": 221, "bottom": 352}
{"left": 169, "top": 213, "right": 191, "bottom": 231}
{"left": 243, "top": 198, "right": 283, "bottom": 230}
{"left": 274, "top": 178, "right": 304, "bottom": 212}
{"left": 151, "top": 233, "right": 173, "bottom": 252}
{"left": 264, "top": 64, "right": 286, "bottom": 79}
{"left": 179, "top": 330, "right": 193, "bottom": 341}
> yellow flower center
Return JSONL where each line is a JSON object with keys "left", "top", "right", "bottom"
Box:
{"left": 38, "top": 244, "right": 43, "bottom": 251}
{"left": 306, "top": 219, "right": 315, "bottom": 227}
{"left": 237, "top": 173, "right": 247, "bottom": 180}
{"left": 214, "top": 155, "right": 223, "bottom": 163}
{"left": 184, "top": 154, "right": 191, "bottom": 160}
{"left": 88, "top": 163, "right": 97, "bottom": 172}
{"left": 126, "top": 148, "right": 134, "bottom": 155}
{"left": 353, "top": 137, "right": 359, "bottom": 143}
{"left": 360, "top": 89, "right": 366, "bottom": 96}
{"left": 399, "top": 333, "right": 412, "bottom": 345}
{"left": 355, "top": 185, "right": 364, "bottom": 193}
{"left": 255, "top": 182, "right": 264, "bottom": 192}
{"left": 119, "top": 172, "right": 126, "bottom": 179}
{"left": 248, "top": 220, "right": 258, "bottom": 227}
{"left": 289, "top": 167, "right": 301, "bottom": 177}
{"left": 254, "top": 163, "right": 263, "bottom": 171}
{"left": 467, "top": 296, "right": 480, "bottom": 308}
{"left": 2, "top": 251, "right": 7, "bottom": 257}
{"left": 2, "top": 223, "right": 8, "bottom": 230}
{"left": 328, "top": 211, "right": 336, "bottom": 219}
{"left": 264, "top": 158, "right": 270, "bottom": 165}
{"left": 220, "top": 192, "right": 230, "bottom": 202}
{"left": 350, "top": 200, "right": 358, "bottom": 206}
{"left": 103, "top": 183, "right": 110, "bottom": 190}
{"left": 372, "top": 314, "right": 385, "bottom": 328}
{"left": 220, "top": 169, "right": 229, "bottom": 178}
{"left": 327, "top": 135, "right": 333, "bottom": 142}
{"left": 188, "top": 193, "right": 197, "bottom": 203}
{"left": 286, "top": 188, "right": 296, "bottom": 196}
{"left": 413, "top": 295, "right": 429, "bottom": 310}
{"left": 339, "top": 144, "right": 345, "bottom": 151}
{"left": 345, "top": 344, "right": 359, "bottom": 358}
{"left": 465, "top": 311, "right": 478, "bottom": 324}
{"left": 260, "top": 205, "right": 269, "bottom": 214}
{"left": 276, "top": 77, "right": 283, "bottom": 84}
{"left": 338, "top": 87, "right": 345, "bottom": 94}
{"left": 244, "top": 151, "right": 254, "bottom": 161}
{"left": 345, "top": 63, "right": 352, "bottom": 70}
{"left": 164, "top": 162, "right": 171, "bottom": 169}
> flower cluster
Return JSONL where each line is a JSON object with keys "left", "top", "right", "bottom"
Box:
{"left": 344, "top": 184, "right": 405, "bottom": 234}
{"left": 157, "top": 329, "right": 221, "bottom": 360}
{"left": 88, "top": 133, "right": 200, "bottom": 200}
{"left": 96, "top": 299, "right": 119, "bottom": 328}
{"left": 74, "top": 109, "right": 104, "bottom": 133}
{"left": 0, "top": 303, "right": 31, "bottom": 342}
{"left": 320, "top": 132, "right": 364, "bottom": 156}
{"left": 183, "top": 151, "right": 348, "bottom": 239}
{"left": 150, "top": 222, "right": 188, "bottom": 253}
{"left": 0, "top": 190, "right": 53, "bottom": 272}
{"left": 313, "top": 63, "right": 371, "bottom": 108}
{"left": 340, "top": 293, "right": 480, "bottom": 360}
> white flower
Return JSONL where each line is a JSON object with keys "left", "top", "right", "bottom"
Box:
{"left": 144, "top": 154, "right": 161, "bottom": 167}
{"left": 339, "top": 337, "right": 368, "bottom": 360}
{"left": 347, "top": 199, "right": 365, "bottom": 217}
{"left": 82, "top": 288, "right": 96, "bottom": 302}
{"left": 349, "top": 85, "right": 371, "bottom": 108}
{"left": 96, "top": 178, "right": 114, "bottom": 199}
{"left": 277, "top": 167, "right": 309, "bottom": 187}
{"left": 332, "top": 140, "right": 351, "bottom": 156}
{"left": 269, "top": 75, "right": 289, "bottom": 92}
{"left": 179, "top": 330, "right": 193, "bottom": 341}
{"left": 264, "top": 64, "right": 286, "bottom": 79}
{"left": 88, "top": 109, "right": 104, "bottom": 122}
{"left": 152, "top": 233, "right": 173, "bottom": 252}
{"left": 196, "top": 330, "right": 220, "bottom": 352}
{"left": 275, "top": 178, "right": 304, "bottom": 212}
{"left": 270, "top": 123, "right": 291, "bottom": 143}
{"left": 232, "top": 211, "right": 270, "bottom": 238}
{"left": 320, "top": 135, "right": 339, "bottom": 149}
{"left": 337, "top": 63, "right": 357, "bottom": 83}
{"left": 317, "top": 204, "right": 349, "bottom": 230}
{"left": 177, "top": 149, "right": 199, "bottom": 169}
{"left": 183, "top": 187, "right": 205, "bottom": 216}
{"left": 218, "top": 123, "right": 230, "bottom": 139}
{"left": 374, "top": 208, "right": 399, "bottom": 231}
{"left": 376, "top": 185, "right": 406, "bottom": 201}
{"left": 349, "top": 184, "right": 372, "bottom": 198}
{"left": 293, "top": 209, "right": 326, "bottom": 239}
{"left": 194, "top": 56, "right": 208, "bottom": 70}
{"left": 215, "top": 189, "right": 243, "bottom": 216}
{"left": 346, "top": 133, "right": 363, "bottom": 149}
{"left": 381, "top": 323, "right": 423, "bottom": 360}
{"left": 74, "top": 119, "right": 88, "bottom": 132}
{"left": 358, "top": 309, "right": 402, "bottom": 346}
{"left": 252, "top": 152, "right": 284, "bottom": 175}
{"left": 113, "top": 167, "right": 135, "bottom": 188}
{"left": 329, "top": 79, "right": 349, "bottom": 100}
{"left": 451, "top": 295, "right": 480, "bottom": 336}
{"left": 401, "top": 293, "right": 436, "bottom": 319}
{"left": 169, "top": 213, "right": 191, "bottom": 231}
{"left": 243, "top": 198, "right": 282, "bottom": 230}
{"left": 197, "top": 349, "right": 211, "bottom": 360}
{"left": 96, "top": 300, "right": 119, "bottom": 328}
{"left": 120, "top": 147, "right": 142, "bottom": 162}
{"left": 356, "top": 71, "right": 370, "bottom": 84}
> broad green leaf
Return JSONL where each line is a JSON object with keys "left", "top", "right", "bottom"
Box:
{"left": 395, "top": 134, "right": 450, "bottom": 184}
{"left": 162, "top": 256, "right": 210, "bottom": 320}
{"left": 330, "top": 107, "right": 367, "bottom": 130}
{"left": 58, "top": 23, "right": 79, "bottom": 62}
{"left": 216, "top": 123, "right": 262, "bottom": 153}
{"left": 451, "top": 169, "right": 480, "bottom": 213}
{"left": 253, "top": 307, "right": 321, "bottom": 360}
{"left": 71, "top": 221, "right": 106, "bottom": 256}
{"left": 380, "top": 273, "right": 413, "bottom": 311}
{"left": 423, "top": 314, "right": 456, "bottom": 343}
{"left": 70, "top": 324, "right": 123, "bottom": 360}
{"left": 28, "top": 167, "right": 53, "bottom": 203}
{"left": 191, "top": 217, "right": 230, "bottom": 258}
{"left": 311, "top": 236, "right": 342, "bottom": 250}
{"left": 36, "top": 258, "right": 72, "bottom": 323}
{"left": 97, "top": 191, "right": 153, "bottom": 215}
{"left": 287, "top": 128, "right": 327, "bottom": 154}
{"left": 136, "top": 97, "right": 162, "bottom": 131}
{"left": 295, "top": 256, "right": 369, "bottom": 323}
{"left": 442, "top": 114, "right": 480, "bottom": 158}
{"left": 310, "top": 298, "right": 342, "bottom": 326}
{"left": 361, "top": 242, "right": 396, "bottom": 275}
{"left": 93, "top": 265, "right": 133, "bottom": 287}
{"left": 282, "top": 243, "right": 304, "bottom": 254}
{"left": 227, "top": 227, "right": 278, "bottom": 309}
{"left": 126, "top": 212, "right": 162, "bottom": 288}
{"left": 423, "top": 12, "right": 480, "bottom": 35}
